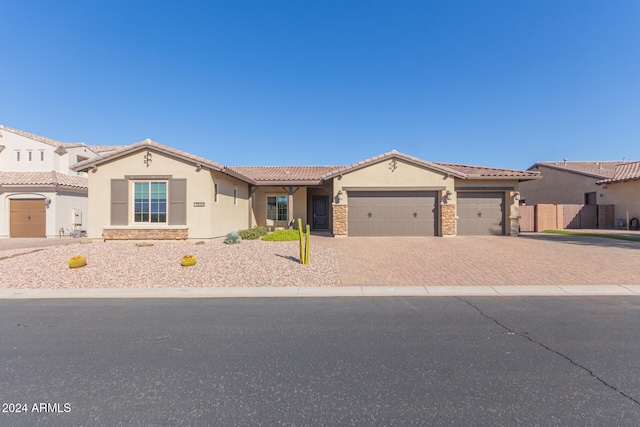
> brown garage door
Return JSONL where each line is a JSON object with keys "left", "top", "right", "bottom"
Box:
{"left": 10, "top": 199, "right": 46, "bottom": 237}
{"left": 348, "top": 191, "right": 438, "bottom": 236}
{"left": 457, "top": 192, "right": 504, "bottom": 235}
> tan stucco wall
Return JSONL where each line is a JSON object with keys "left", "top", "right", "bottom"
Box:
{"left": 252, "top": 186, "right": 308, "bottom": 228}
{"left": 519, "top": 166, "right": 600, "bottom": 205}
{"left": 86, "top": 149, "right": 249, "bottom": 239}
{"left": 332, "top": 159, "right": 456, "bottom": 203}
{"left": 601, "top": 181, "right": 640, "bottom": 224}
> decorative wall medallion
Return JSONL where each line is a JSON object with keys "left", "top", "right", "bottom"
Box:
{"left": 143, "top": 150, "right": 152, "bottom": 167}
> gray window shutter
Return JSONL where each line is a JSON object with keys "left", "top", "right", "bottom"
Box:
{"left": 168, "top": 179, "right": 187, "bottom": 225}
{"left": 111, "top": 179, "right": 129, "bottom": 226}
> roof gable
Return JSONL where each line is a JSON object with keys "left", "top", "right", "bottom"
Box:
{"left": 71, "top": 139, "right": 256, "bottom": 184}
{"left": 321, "top": 150, "right": 467, "bottom": 180}
{"left": 0, "top": 125, "right": 86, "bottom": 149}
{"left": 530, "top": 161, "right": 622, "bottom": 180}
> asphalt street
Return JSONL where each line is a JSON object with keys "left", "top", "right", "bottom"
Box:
{"left": 1, "top": 297, "right": 639, "bottom": 426}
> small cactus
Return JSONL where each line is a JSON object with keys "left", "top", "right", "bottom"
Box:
{"left": 224, "top": 231, "right": 242, "bottom": 244}
{"left": 68, "top": 255, "right": 87, "bottom": 269}
{"left": 181, "top": 255, "right": 197, "bottom": 267}
{"left": 297, "top": 218, "right": 310, "bottom": 265}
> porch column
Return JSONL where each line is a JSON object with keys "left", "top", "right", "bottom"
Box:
{"left": 282, "top": 186, "right": 300, "bottom": 229}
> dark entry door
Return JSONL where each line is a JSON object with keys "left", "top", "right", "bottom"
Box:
{"left": 312, "top": 196, "right": 329, "bottom": 230}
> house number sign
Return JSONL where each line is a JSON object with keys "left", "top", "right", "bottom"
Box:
{"left": 193, "top": 202, "right": 205, "bottom": 207}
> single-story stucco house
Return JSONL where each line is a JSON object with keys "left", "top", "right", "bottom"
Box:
{"left": 71, "top": 140, "right": 540, "bottom": 239}
{"left": 519, "top": 160, "right": 640, "bottom": 228}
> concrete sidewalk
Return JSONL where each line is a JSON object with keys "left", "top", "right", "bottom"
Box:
{"left": 1, "top": 285, "right": 639, "bottom": 298}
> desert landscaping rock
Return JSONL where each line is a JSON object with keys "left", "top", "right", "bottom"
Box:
{"left": 0, "top": 240, "right": 339, "bottom": 289}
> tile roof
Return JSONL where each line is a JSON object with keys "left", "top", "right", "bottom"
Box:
{"left": 88, "top": 145, "right": 126, "bottom": 154}
{"left": 72, "top": 139, "right": 256, "bottom": 184}
{"left": 597, "top": 161, "right": 640, "bottom": 184}
{"left": 0, "top": 171, "right": 88, "bottom": 189}
{"left": 531, "top": 161, "right": 623, "bottom": 179}
{"left": 0, "top": 125, "right": 84, "bottom": 148}
{"left": 321, "top": 150, "right": 467, "bottom": 179}
{"left": 434, "top": 162, "right": 541, "bottom": 178}
{"left": 228, "top": 166, "right": 338, "bottom": 184}
{"left": 319, "top": 151, "right": 538, "bottom": 180}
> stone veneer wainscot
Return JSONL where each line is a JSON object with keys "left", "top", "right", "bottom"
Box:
{"left": 102, "top": 228, "right": 188, "bottom": 240}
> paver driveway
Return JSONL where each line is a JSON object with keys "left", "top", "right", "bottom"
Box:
{"left": 314, "top": 234, "right": 640, "bottom": 287}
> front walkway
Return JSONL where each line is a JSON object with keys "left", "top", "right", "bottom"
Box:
{"left": 313, "top": 234, "right": 640, "bottom": 287}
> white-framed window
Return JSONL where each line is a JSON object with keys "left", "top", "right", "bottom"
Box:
{"left": 40, "top": 150, "right": 44, "bottom": 161}
{"left": 233, "top": 188, "right": 237, "bottom": 205}
{"left": 133, "top": 181, "right": 167, "bottom": 223}
{"left": 28, "top": 151, "right": 32, "bottom": 161}
{"left": 214, "top": 183, "right": 218, "bottom": 203}
{"left": 16, "top": 151, "right": 20, "bottom": 161}
{"left": 267, "top": 195, "right": 288, "bottom": 221}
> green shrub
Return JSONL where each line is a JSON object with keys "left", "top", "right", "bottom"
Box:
{"left": 261, "top": 229, "right": 300, "bottom": 241}
{"left": 224, "top": 231, "right": 242, "bottom": 244}
{"left": 237, "top": 226, "right": 268, "bottom": 240}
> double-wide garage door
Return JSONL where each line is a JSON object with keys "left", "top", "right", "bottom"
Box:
{"left": 10, "top": 199, "right": 46, "bottom": 237}
{"left": 457, "top": 192, "right": 504, "bottom": 235}
{"left": 348, "top": 191, "right": 438, "bottom": 236}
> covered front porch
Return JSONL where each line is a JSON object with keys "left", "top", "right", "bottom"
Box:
{"left": 249, "top": 183, "right": 333, "bottom": 232}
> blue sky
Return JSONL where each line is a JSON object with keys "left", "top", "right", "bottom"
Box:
{"left": 1, "top": 1, "right": 638, "bottom": 170}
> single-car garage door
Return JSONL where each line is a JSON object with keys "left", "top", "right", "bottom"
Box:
{"left": 10, "top": 199, "right": 46, "bottom": 237}
{"left": 457, "top": 192, "right": 504, "bottom": 235}
{"left": 348, "top": 191, "right": 438, "bottom": 236}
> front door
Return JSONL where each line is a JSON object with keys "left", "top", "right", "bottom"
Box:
{"left": 312, "top": 196, "right": 329, "bottom": 230}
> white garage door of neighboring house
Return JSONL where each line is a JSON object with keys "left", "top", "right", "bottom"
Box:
{"left": 348, "top": 191, "right": 438, "bottom": 236}
{"left": 457, "top": 192, "right": 505, "bottom": 235}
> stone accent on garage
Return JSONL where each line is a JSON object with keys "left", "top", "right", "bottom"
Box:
{"left": 102, "top": 228, "right": 188, "bottom": 240}
{"left": 332, "top": 204, "right": 347, "bottom": 236}
{"left": 441, "top": 203, "right": 456, "bottom": 236}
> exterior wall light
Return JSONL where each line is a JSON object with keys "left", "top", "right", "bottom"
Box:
{"left": 336, "top": 190, "right": 343, "bottom": 203}
{"left": 445, "top": 190, "right": 453, "bottom": 201}
{"left": 514, "top": 191, "right": 521, "bottom": 201}
{"left": 44, "top": 197, "right": 52, "bottom": 208}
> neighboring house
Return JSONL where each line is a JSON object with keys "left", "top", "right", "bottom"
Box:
{"left": 0, "top": 125, "right": 121, "bottom": 238}
{"left": 71, "top": 140, "right": 540, "bottom": 240}
{"left": 596, "top": 161, "right": 640, "bottom": 228}
{"left": 519, "top": 160, "right": 638, "bottom": 228}
{"left": 519, "top": 160, "right": 624, "bottom": 205}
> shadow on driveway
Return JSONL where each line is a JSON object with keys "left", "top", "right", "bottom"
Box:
{"left": 519, "top": 233, "right": 640, "bottom": 250}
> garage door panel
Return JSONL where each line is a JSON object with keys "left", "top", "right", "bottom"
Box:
{"left": 10, "top": 199, "right": 46, "bottom": 238}
{"left": 457, "top": 192, "right": 504, "bottom": 236}
{"left": 348, "top": 191, "right": 437, "bottom": 236}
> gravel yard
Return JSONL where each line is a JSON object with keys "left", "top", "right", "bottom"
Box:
{"left": 0, "top": 240, "right": 340, "bottom": 288}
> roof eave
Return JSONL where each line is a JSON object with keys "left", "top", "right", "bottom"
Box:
{"left": 251, "top": 179, "right": 324, "bottom": 186}
{"left": 534, "top": 163, "right": 610, "bottom": 180}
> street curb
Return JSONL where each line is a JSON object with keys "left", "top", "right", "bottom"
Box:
{"left": 0, "top": 285, "right": 639, "bottom": 299}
